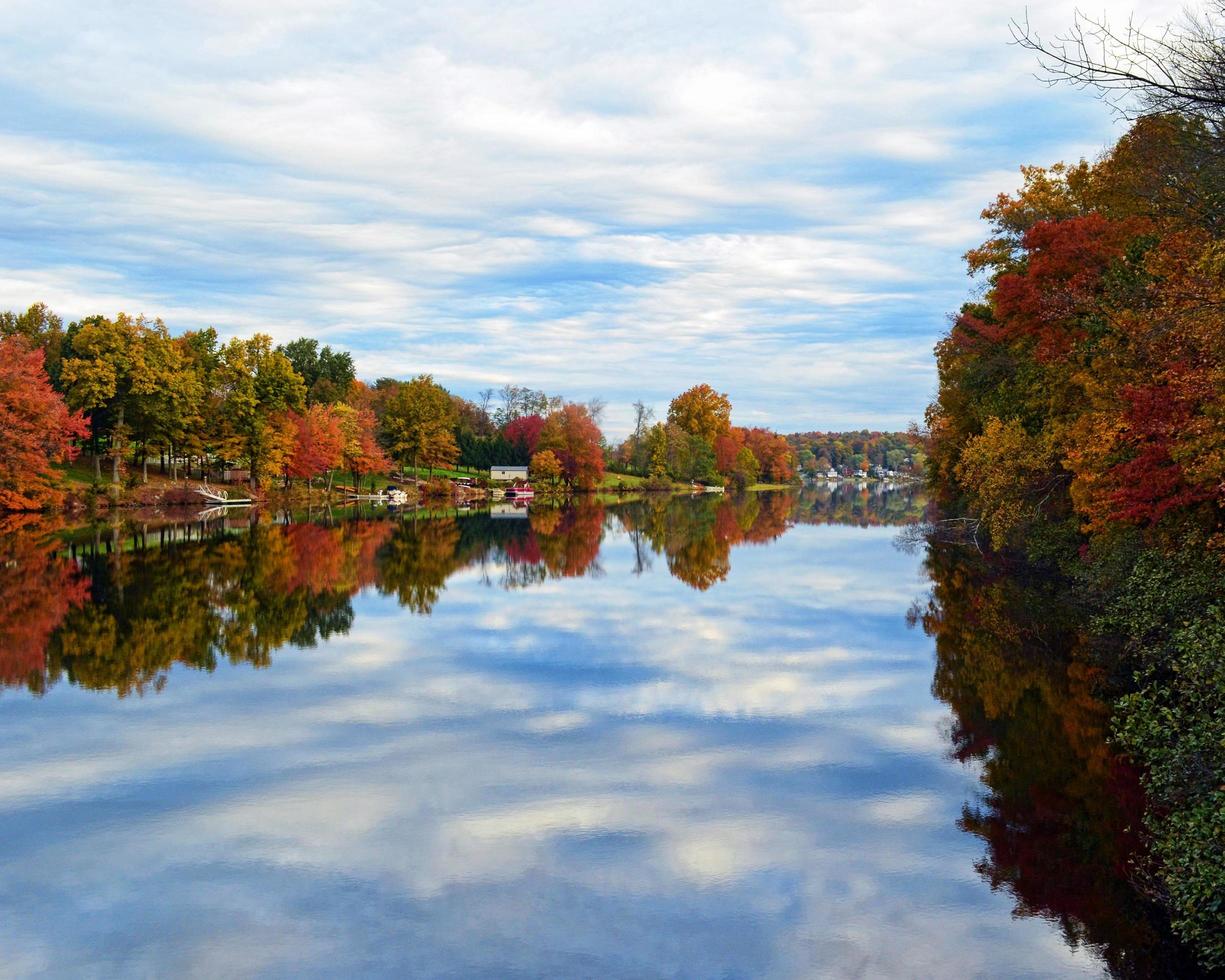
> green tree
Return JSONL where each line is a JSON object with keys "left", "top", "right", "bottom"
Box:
{"left": 731, "top": 445, "right": 761, "bottom": 490}
{"left": 277, "top": 337, "right": 356, "bottom": 405}
{"left": 213, "top": 334, "right": 306, "bottom": 487}
{"left": 380, "top": 374, "right": 458, "bottom": 475}
{"left": 60, "top": 314, "right": 177, "bottom": 486}
{"left": 0, "top": 303, "right": 65, "bottom": 384}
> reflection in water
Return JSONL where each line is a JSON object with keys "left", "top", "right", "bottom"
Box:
{"left": 2, "top": 493, "right": 831, "bottom": 697}
{"left": 915, "top": 542, "right": 1199, "bottom": 977}
{"left": 0, "top": 487, "right": 1199, "bottom": 976}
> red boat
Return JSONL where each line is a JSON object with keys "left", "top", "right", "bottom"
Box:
{"left": 504, "top": 482, "right": 535, "bottom": 499}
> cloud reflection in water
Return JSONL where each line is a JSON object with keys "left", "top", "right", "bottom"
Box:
{"left": 0, "top": 490, "right": 1115, "bottom": 977}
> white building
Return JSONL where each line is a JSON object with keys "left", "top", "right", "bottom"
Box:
{"left": 490, "top": 465, "right": 529, "bottom": 482}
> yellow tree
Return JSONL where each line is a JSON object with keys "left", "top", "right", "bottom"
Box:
{"left": 213, "top": 334, "right": 306, "bottom": 488}
{"left": 530, "top": 449, "right": 563, "bottom": 488}
{"left": 380, "top": 374, "right": 457, "bottom": 476}
{"left": 60, "top": 313, "right": 176, "bottom": 485}
{"left": 667, "top": 384, "right": 732, "bottom": 444}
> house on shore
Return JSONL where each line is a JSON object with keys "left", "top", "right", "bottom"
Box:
{"left": 490, "top": 465, "right": 529, "bottom": 482}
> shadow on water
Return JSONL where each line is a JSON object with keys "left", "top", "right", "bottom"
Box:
{"left": 912, "top": 539, "right": 1206, "bottom": 977}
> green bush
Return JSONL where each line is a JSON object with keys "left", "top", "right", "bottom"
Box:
{"left": 1100, "top": 544, "right": 1225, "bottom": 969}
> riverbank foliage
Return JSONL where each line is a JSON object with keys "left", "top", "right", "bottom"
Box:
{"left": 0, "top": 306, "right": 796, "bottom": 504}
{"left": 927, "top": 109, "right": 1224, "bottom": 967}
{"left": 609, "top": 384, "right": 796, "bottom": 489}
{"left": 785, "top": 430, "right": 924, "bottom": 479}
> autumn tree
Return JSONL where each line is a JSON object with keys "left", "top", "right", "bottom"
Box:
{"left": 743, "top": 428, "right": 796, "bottom": 484}
{"left": 287, "top": 404, "right": 346, "bottom": 491}
{"left": 529, "top": 449, "right": 563, "bottom": 487}
{"left": 730, "top": 445, "right": 761, "bottom": 491}
{"left": 713, "top": 428, "right": 746, "bottom": 474}
{"left": 505, "top": 413, "right": 546, "bottom": 457}
{"left": 536, "top": 403, "right": 605, "bottom": 490}
{"left": 646, "top": 422, "right": 669, "bottom": 481}
{"left": 127, "top": 327, "right": 204, "bottom": 482}
{"left": 335, "top": 403, "right": 390, "bottom": 493}
{"left": 0, "top": 338, "right": 90, "bottom": 511}
{"left": 667, "top": 383, "right": 732, "bottom": 443}
{"left": 60, "top": 313, "right": 178, "bottom": 485}
{"left": 381, "top": 374, "right": 458, "bottom": 475}
{"left": 213, "top": 334, "right": 306, "bottom": 487}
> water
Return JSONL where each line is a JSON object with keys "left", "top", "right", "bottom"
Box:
{"left": 0, "top": 490, "right": 1184, "bottom": 977}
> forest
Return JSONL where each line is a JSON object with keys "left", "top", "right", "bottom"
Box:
{"left": 0, "top": 308, "right": 797, "bottom": 509}
{"left": 925, "top": 17, "right": 1225, "bottom": 965}
{"left": 785, "top": 430, "right": 924, "bottom": 477}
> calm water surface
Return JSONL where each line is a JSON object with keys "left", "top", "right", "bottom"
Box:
{"left": 0, "top": 489, "right": 1181, "bottom": 977}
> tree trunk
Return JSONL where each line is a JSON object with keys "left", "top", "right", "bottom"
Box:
{"left": 112, "top": 405, "right": 124, "bottom": 485}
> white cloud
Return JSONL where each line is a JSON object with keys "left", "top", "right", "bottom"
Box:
{"left": 0, "top": 0, "right": 1190, "bottom": 434}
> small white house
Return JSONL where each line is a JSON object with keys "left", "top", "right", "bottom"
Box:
{"left": 490, "top": 465, "right": 529, "bottom": 482}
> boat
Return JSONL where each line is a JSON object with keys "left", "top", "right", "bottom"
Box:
{"left": 194, "top": 485, "right": 253, "bottom": 505}
{"left": 504, "top": 482, "right": 534, "bottom": 499}
{"left": 344, "top": 487, "right": 409, "bottom": 505}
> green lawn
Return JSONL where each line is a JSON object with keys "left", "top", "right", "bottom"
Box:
{"left": 55, "top": 457, "right": 101, "bottom": 486}
{"left": 599, "top": 471, "right": 649, "bottom": 488}
{"left": 395, "top": 464, "right": 486, "bottom": 480}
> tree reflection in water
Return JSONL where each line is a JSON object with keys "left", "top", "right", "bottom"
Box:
{"left": 0, "top": 496, "right": 804, "bottom": 697}
{"left": 0, "top": 491, "right": 1206, "bottom": 973}
{"left": 914, "top": 541, "right": 1202, "bottom": 978}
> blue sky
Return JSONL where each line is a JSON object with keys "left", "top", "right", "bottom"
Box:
{"left": 0, "top": 0, "right": 1180, "bottom": 436}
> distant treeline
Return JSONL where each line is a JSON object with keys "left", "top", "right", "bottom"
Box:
{"left": 785, "top": 430, "right": 925, "bottom": 477}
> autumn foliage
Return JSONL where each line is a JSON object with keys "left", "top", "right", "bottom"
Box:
{"left": 928, "top": 114, "right": 1225, "bottom": 551}
{"left": 0, "top": 337, "right": 89, "bottom": 510}
{"left": 927, "top": 110, "right": 1225, "bottom": 968}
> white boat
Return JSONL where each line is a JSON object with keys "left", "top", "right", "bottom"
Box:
{"left": 195, "top": 485, "right": 252, "bottom": 505}
{"left": 345, "top": 488, "right": 409, "bottom": 505}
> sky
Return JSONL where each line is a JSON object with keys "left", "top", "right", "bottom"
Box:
{"left": 0, "top": 0, "right": 1183, "bottom": 437}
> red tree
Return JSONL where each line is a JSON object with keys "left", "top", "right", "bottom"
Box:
{"left": 537, "top": 404, "right": 605, "bottom": 490}
{"left": 713, "top": 428, "right": 747, "bottom": 474}
{"left": 0, "top": 337, "right": 89, "bottom": 511}
{"left": 287, "top": 404, "right": 345, "bottom": 489}
{"left": 743, "top": 428, "right": 796, "bottom": 483}
{"left": 504, "top": 413, "right": 545, "bottom": 456}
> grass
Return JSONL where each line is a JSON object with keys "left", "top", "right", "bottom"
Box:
{"left": 396, "top": 464, "right": 486, "bottom": 480}
{"left": 599, "top": 471, "right": 649, "bottom": 488}
{"left": 55, "top": 456, "right": 103, "bottom": 487}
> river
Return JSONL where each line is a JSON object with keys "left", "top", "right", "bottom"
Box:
{"left": 0, "top": 489, "right": 1191, "bottom": 977}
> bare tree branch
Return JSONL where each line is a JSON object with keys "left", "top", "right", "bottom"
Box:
{"left": 1012, "top": 4, "right": 1225, "bottom": 126}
